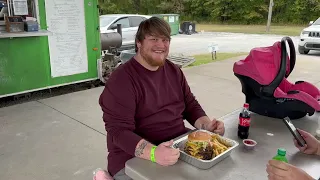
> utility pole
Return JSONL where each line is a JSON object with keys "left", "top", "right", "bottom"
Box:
{"left": 266, "top": 0, "right": 274, "bottom": 32}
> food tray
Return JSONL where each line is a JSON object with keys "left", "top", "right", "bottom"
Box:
{"left": 172, "top": 130, "right": 239, "bottom": 169}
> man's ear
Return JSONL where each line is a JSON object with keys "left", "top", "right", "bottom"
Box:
{"left": 136, "top": 40, "right": 142, "bottom": 49}
{"left": 135, "top": 40, "right": 142, "bottom": 53}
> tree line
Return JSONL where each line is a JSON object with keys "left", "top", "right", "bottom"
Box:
{"left": 98, "top": 0, "right": 320, "bottom": 25}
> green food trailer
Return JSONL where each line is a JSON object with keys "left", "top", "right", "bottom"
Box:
{"left": 0, "top": 0, "right": 101, "bottom": 98}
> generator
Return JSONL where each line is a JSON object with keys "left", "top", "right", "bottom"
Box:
{"left": 98, "top": 24, "right": 123, "bottom": 83}
{"left": 180, "top": 21, "right": 196, "bottom": 35}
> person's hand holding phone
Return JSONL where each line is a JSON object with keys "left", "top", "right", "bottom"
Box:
{"left": 293, "top": 129, "right": 320, "bottom": 156}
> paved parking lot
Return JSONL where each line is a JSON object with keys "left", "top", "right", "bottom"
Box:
{"left": 170, "top": 32, "right": 320, "bottom": 56}
{"left": 0, "top": 32, "right": 319, "bottom": 180}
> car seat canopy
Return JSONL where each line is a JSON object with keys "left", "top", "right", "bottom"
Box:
{"left": 233, "top": 37, "right": 320, "bottom": 119}
{"left": 233, "top": 41, "right": 290, "bottom": 85}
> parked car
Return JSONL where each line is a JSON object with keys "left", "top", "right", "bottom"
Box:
{"left": 0, "top": 1, "right": 8, "bottom": 21}
{"left": 99, "top": 14, "right": 152, "bottom": 50}
{"left": 298, "top": 17, "right": 320, "bottom": 54}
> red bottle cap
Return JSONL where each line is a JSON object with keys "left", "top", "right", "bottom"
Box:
{"left": 244, "top": 103, "right": 249, "bottom": 108}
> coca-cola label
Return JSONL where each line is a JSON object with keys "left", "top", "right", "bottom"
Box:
{"left": 239, "top": 117, "right": 251, "bottom": 127}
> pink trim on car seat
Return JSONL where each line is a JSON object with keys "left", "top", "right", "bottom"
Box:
{"left": 274, "top": 86, "right": 320, "bottom": 111}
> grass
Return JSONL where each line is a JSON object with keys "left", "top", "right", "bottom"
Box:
{"left": 188, "top": 52, "right": 248, "bottom": 67}
{"left": 196, "top": 24, "right": 305, "bottom": 36}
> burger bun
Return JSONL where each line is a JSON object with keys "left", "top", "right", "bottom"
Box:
{"left": 188, "top": 130, "right": 212, "bottom": 142}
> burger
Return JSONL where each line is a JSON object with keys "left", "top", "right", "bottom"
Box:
{"left": 184, "top": 130, "right": 214, "bottom": 160}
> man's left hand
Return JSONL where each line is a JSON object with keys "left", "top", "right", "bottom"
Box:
{"left": 205, "top": 118, "right": 225, "bottom": 136}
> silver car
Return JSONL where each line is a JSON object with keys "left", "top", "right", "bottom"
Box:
{"left": 100, "top": 14, "right": 152, "bottom": 49}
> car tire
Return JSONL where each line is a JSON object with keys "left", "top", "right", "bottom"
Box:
{"left": 298, "top": 45, "right": 310, "bottom": 54}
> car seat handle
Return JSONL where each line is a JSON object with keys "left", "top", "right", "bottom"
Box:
{"left": 261, "top": 37, "right": 293, "bottom": 96}
{"left": 285, "top": 37, "right": 296, "bottom": 77}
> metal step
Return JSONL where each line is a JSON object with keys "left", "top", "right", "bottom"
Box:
{"left": 97, "top": 52, "right": 195, "bottom": 83}
{"left": 168, "top": 54, "right": 195, "bottom": 68}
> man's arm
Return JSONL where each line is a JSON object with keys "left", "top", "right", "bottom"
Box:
{"left": 194, "top": 116, "right": 212, "bottom": 129}
{"left": 134, "top": 139, "right": 156, "bottom": 160}
{"left": 179, "top": 69, "right": 207, "bottom": 127}
{"left": 99, "top": 71, "right": 153, "bottom": 158}
{"left": 178, "top": 68, "right": 225, "bottom": 134}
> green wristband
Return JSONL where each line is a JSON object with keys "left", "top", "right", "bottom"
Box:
{"left": 150, "top": 146, "right": 157, "bottom": 163}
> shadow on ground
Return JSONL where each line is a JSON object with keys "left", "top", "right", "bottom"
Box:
{"left": 0, "top": 80, "right": 104, "bottom": 108}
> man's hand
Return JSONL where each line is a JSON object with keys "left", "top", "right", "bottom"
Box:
{"left": 294, "top": 129, "right": 320, "bottom": 156}
{"left": 266, "top": 160, "right": 314, "bottom": 180}
{"left": 154, "top": 140, "right": 180, "bottom": 166}
{"left": 194, "top": 116, "right": 225, "bottom": 136}
{"left": 134, "top": 139, "right": 180, "bottom": 166}
{"left": 205, "top": 118, "right": 225, "bottom": 136}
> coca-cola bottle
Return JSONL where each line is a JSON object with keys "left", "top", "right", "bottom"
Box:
{"left": 238, "top": 103, "right": 251, "bottom": 139}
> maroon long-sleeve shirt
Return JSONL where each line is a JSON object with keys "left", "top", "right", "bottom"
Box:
{"left": 99, "top": 57, "right": 207, "bottom": 176}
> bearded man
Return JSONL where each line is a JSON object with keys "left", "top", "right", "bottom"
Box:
{"left": 99, "top": 16, "right": 225, "bottom": 180}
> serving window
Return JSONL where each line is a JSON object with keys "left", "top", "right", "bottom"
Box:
{"left": 0, "top": 0, "right": 51, "bottom": 38}
{"left": 5, "top": 0, "right": 38, "bottom": 18}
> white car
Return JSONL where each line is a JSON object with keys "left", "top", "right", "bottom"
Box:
{"left": 99, "top": 14, "right": 152, "bottom": 49}
{"left": 0, "top": 1, "right": 8, "bottom": 20}
{"left": 298, "top": 17, "right": 320, "bottom": 54}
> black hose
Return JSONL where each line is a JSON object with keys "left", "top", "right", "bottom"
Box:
{"left": 116, "top": 24, "right": 122, "bottom": 37}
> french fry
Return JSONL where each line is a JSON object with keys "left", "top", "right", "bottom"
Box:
{"left": 215, "top": 149, "right": 219, "bottom": 156}
{"left": 213, "top": 139, "right": 227, "bottom": 149}
{"left": 210, "top": 134, "right": 230, "bottom": 156}
{"left": 211, "top": 143, "right": 218, "bottom": 150}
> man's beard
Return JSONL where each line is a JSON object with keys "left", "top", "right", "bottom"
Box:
{"left": 140, "top": 48, "right": 166, "bottom": 67}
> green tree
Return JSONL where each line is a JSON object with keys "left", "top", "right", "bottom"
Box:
{"left": 97, "top": 0, "right": 320, "bottom": 25}
{"left": 292, "top": 0, "right": 320, "bottom": 24}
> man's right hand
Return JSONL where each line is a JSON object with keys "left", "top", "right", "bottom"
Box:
{"left": 294, "top": 129, "right": 320, "bottom": 156}
{"left": 266, "top": 160, "right": 314, "bottom": 180}
{"left": 155, "top": 140, "right": 180, "bottom": 166}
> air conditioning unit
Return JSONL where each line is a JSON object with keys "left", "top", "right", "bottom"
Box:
{"left": 180, "top": 21, "right": 196, "bottom": 35}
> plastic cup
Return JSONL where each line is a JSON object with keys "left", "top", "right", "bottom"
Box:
{"left": 243, "top": 139, "right": 257, "bottom": 150}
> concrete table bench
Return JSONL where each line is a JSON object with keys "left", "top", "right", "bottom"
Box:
{"left": 125, "top": 110, "right": 320, "bottom": 180}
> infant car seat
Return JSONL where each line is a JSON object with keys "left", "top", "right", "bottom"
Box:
{"left": 233, "top": 37, "right": 320, "bottom": 119}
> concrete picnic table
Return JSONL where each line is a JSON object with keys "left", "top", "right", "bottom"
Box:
{"left": 125, "top": 109, "right": 320, "bottom": 180}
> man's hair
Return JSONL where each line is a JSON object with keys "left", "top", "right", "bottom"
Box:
{"left": 135, "top": 16, "right": 171, "bottom": 52}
